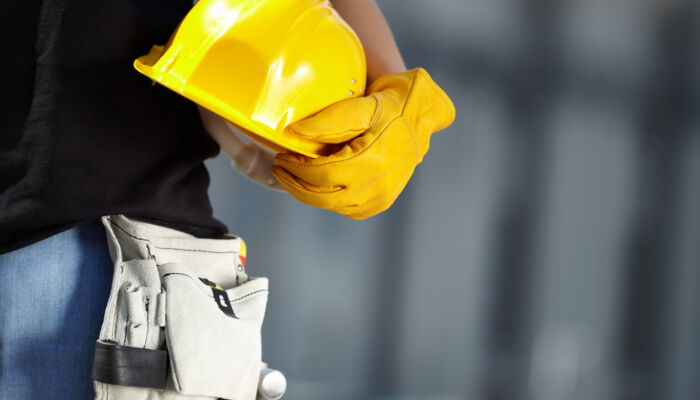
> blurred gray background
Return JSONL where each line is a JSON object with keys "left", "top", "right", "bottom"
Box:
{"left": 205, "top": 1, "right": 700, "bottom": 399}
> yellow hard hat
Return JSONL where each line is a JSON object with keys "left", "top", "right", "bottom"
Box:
{"left": 134, "top": 0, "right": 367, "bottom": 158}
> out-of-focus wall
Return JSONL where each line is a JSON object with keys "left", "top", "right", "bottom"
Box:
{"left": 206, "top": 1, "right": 700, "bottom": 399}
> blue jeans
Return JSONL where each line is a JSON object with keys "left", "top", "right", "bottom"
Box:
{"left": 0, "top": 221, "right": 113, "bottom": 399}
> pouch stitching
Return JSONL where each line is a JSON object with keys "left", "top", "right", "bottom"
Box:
{"left": 230, "top": 289, "right": 269, "bottom": 303}
{"left": 144, "top": 305, "right": 150, "bottom": 349}
{"left": 161, "top": 273, "right": 268, "bottom": 302}
{"left": 110, "top": 220, "right": 238, "bottom": 254}
{"left": 161, "top": 272, "right": 215, "bottom": 298}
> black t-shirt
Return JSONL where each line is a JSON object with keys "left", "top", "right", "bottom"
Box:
{"left": 0, "top": 0, "right": 228, "bottom": 254}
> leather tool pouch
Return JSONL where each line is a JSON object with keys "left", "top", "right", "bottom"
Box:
{"left": 92, "top": 215, "right": 269, "bottom": 400}
{"left": 160, "top": 262, "right": 268, "bottom": 399}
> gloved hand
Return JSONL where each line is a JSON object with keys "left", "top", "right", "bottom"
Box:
{"left": 271, "top": 68, "right": 456, "bottom": 219}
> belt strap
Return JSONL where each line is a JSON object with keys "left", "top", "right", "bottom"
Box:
{"left": 92, "top": 340, "right": 169, "bottom": 389}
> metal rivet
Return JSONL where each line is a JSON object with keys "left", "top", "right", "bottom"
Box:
{"left": 350, "top": 78, "right": 357, "bottom": 84}
{"left": 237, "top": 264, "right": 244, "bottom": 272}
{"left": 348, "top": 90, "right": 354, "bottom": 95}
{"left": 143, "top": 295, "right": 151, "bottom": 304}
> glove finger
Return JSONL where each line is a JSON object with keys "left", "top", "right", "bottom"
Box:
{"left": 290, "top": 95, "right": 377, "bottom": 144}
{"left": 275, "top": 149, "right": 357, "bottom": 188}
{"left": 333, "top": 148, "right": 417, "bottom": 219}
{"left": 275, "top": 115, "right": 404, "bottom": 188}
{"left": 271, "top": 166, "right": 345, "bottom": 210}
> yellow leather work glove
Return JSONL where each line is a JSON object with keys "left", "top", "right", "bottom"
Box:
{"left": 271, "top": 68, "right": 456, "bottom": 219}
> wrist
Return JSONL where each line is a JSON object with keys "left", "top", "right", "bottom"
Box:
{"left": 367, "top": 61, "right": 407, "bottom": 85}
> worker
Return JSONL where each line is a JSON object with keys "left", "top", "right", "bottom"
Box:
{"left": 0, "top": 0, "right": 455, "bottom": 399}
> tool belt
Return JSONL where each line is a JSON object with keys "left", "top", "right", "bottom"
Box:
{"left": 91, "top": 215, "right": 285, "bottom": 400}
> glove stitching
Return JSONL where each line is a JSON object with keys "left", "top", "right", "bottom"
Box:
{"left": 295, "top": 126, "right": 366, "bottom": 141}
{"left": 276, "top": 119, "right": 416, "bottom": 212}
{"left": 335, "top": 121, "right": 419, "bottom": 209}
{"left": 342, "top": 159, "right": 417, "bottom": 218}
{"left": 294, "top": 95, "right": 380, "bottom": 141}
{"left": 366, "top": 71, "right": 394, "bottom": 94}
{"left": 413, "top": 68, "right": 456, "bottom": 123}
{"left": 341, "top": 130, "right": 417, "bottom": 211}
{"left": 355, "top": 135, "right": 415, "bottom": 188}
{"left": 368, "top": 92, "right": 384, "bottom": 127}
{"left": 398, "top": 68, "right": 421, "bottom": 116}
{"left": 401, "top": 116, "right": 421, "bottom": 164}
{"left": 272, "top": 167, "right": 344, "bottom": 195}
{"left": 277, "top": 95, "right": 388, "bottom": 168}
{"left": 271, "top": 168, "right": 302, "bottom": 193}
{"left": 278, "top": 122, "right": 402, "bottom": 170}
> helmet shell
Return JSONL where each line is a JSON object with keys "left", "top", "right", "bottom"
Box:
{"left": 134, "top": 0, "right": 367, "bottom": 157}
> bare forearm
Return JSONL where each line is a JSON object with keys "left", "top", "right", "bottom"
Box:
{"left": 332, "top": 0, "right": 406, "bottom": 84}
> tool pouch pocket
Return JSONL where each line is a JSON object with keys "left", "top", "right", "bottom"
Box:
{"left": 115, "top": 259, "right": 165, "bottom": 349}
{"left": 159, "top": 262, "right": 269, "bottom": 400}
{"left": 92, "top": 259, "right": 171, "bottom": 393}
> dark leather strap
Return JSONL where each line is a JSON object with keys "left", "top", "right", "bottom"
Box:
{"left": 92, "top": 340, "right": 169, "bottom": 389}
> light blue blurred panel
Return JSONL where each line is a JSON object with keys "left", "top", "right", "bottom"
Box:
{"left": 526, "top": 94, "right": 638, "bottom": 400}
{"left": 663, "top": 124, "right": 700, "bottom": 400}
{"left": 379, "top": 0, "right": 522, "bottom": 57}
{"left": 559, "top": 0, "right": 654, "bottom": 89}
{"left": 392, "top": 81, "right": 508, "bottom": 399}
